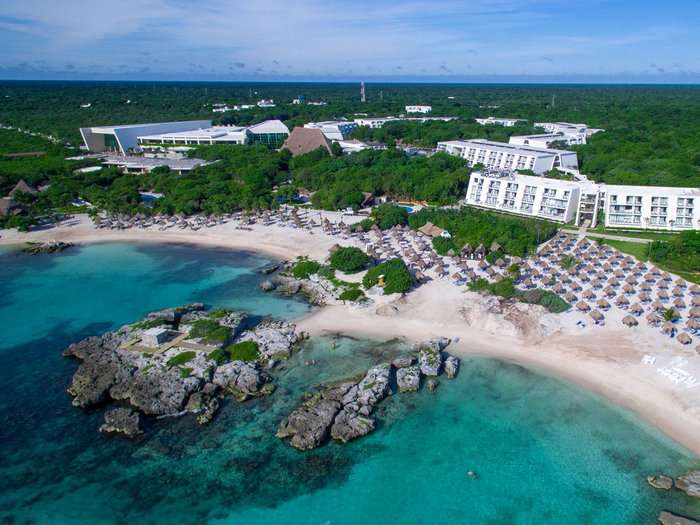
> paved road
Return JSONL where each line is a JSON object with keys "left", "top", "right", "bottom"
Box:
{"left": 563, "top": 226, "right": 652, "bottom": 244}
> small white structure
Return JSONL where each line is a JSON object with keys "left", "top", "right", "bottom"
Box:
{"left": 257, "top": 99, "right": 275, "bottom": 107}
{"left": 135, "top": 120, "right": 289, "bottom": 148}
{"left": 80, "top": 120, "right": 211, "bottom": 154}
{"left": 534, "top": 122, "right": 604, "bottom": 142}
{"left": 405, "top": 105, "right": 432, "bottom": 114}
{"left": 354, "top": 116, "right": 456, "bottom": 128}
{"left": 141, "top": 327, "right": 174, "bottom": 347}
{"left": 475, "top": 117, "right": 527, "bottom": 127}
{"left": 466, "top": 169, "right": 580, "bottom": 223}
{"left": 304, "top": 121, "right": 358, "bottom": 141}
{"left": 509, "top": 133, "right": 584, "bottom": 148}
{"left": 436, "top": 139, "right": 579, "bottom": 173}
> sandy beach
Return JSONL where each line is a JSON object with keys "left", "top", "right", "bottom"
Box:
{"left": 3, "top": 214, "right": 700, "bottom": 455}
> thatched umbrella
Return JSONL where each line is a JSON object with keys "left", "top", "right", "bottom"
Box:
{"left": 591, "top": 278, "right": 603, "bottom": 289}
{"left": 613, "top": 269, "right": 624, "bottom": 278}
{"left": 616, "top": 295, "right": 630, "bottom": 307}
{"left": 622, "top": 315, "right": 638, "bottom": 327}
{"left": 583, "top": 289, "right": 596, "bottom": 300}
{"left": 493, "top": 273, "right": 504, "bottom": 282}
{"left": 689, "top": 307, "right": 700, "bottom": 319}
{"left": 640, "top": 282, "right": 652, "bottom": 292}
{"left": 689, "top": 284, "right": 700, "bottom": 295}
{"left": 597, "top": 298, "right": 611, "bottom": 310}
{"left": 625, "top": 276, "right": 639, "bottom": 285}
{"left": 673, "top": 298, "right": 687, "bottom": 310}
{"left": 576, "top": 301, "right": 591, "bottom": 312}
{"left": 607, "top": 277, "right": 620, "bottom": 287}
{"left": 603, "top": 286, "right": 616, "bottom": 298}
{"left": 638, "top": 292, "right": 652, "bottom": 303}
{"left": 451, "top": 272, "right": 463, "bottom": 281}
{"left": 630, "top": 303, "right": 644, "bottom": 315}
{"left": 657, "top": 290, "right": 670, "bottom": 301}
{"left": 661, "top": 321, "right": 677, "bottom": 336}
{"left": 650, "top": 267, "right": 661, "bottom": 276}
{"left": 622, "top": 283, "right": 635, "bottom": 294}
{"left": 478, "top": 260, "right": 489, "bottom": 271}
{"left": 686, "top": 318, "right": 700, "bottom": 331}
{"left": 495, "top": 258, "right": 506, "bottom": 268}
{"left": 564, "top": 292, "right": 578, "bottom": 303}
{"left": 675, "top": 278, "right": 687, "bottom": 288}
{"left": 646, "top": 313, "right": 662, "bottom": 326}
{"left": 651, "top": 300, "right": 665, "bottom": 312}
{"left": 553, "top": 283, "right": 566, "bottom": 294}
{"left": 672, "top": 287, "right": 684, "bottom": 297}
{"left": 677, "top": 332, "right": 692, "bottom": 345}
{"left": 590, "top": 310, "right": 604, "bottom": 323}
{"left": 522, "top": 278, "right": 534, "bottom": 288}
{"left": 644, "top": 273, "right": 656, "bottom": 283}
{"left": 661, "top": 272, "right": 672, "bottom": 281}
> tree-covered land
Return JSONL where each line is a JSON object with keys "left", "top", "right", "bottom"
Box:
{"left": 649, "top": 231, "right": 700, "bottom": 278}
{"left": 408, "top": 208, "right": 557, "bottom": 257}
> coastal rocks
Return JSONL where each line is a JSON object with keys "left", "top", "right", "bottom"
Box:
{"left": 647, "top": 475, "right": 674, "bottom": 491}
{"left": 418, "top": 345, "right": 443, "bottom": 376}
{"left": 676, "top": 471, "right": 700, "bottom": 498}
{"left": 330, "top": 409, "right": 375, "bottom": 443}
{"left": 212, "top": 361, "right": 270, "bottom": 400}
{"left": 23, "top": 240, "right": 74, "bottom": 254}
{"left": 275, "top": 277, "right": 302, "bottom": 296}
{"left": 276, "top": 396, "right": 341, "bottom": 451}
{"left": 391, "top": 355, "right": 415, "bottom": 369}
{"left": 146, "top": 303, "right": 204, "bottom": 323}
{"left": 444, "top": 356, "right": 460, "bottom": 379}
{"left": 259, "top": 263, "right": 281, "bottom": 275}
{"left": 186, "top": 392, "right": 220, "bottom": 425}
{"left": 427, "top": 379, "right": 439, "bottom": 392}
{"left": 99, "top": 408, "right": 142, "bottom": 438}
{"left": 396, "top": 366, "right": 421, "bottom": 392}
{"left": 259, "top": 279, "right": 276, "bottom": 292}
{"left": 68, "top": 347, "right": 136, "bottom": 407}
{"left": 238, "top": 319, "right": 298, "bottom": 362}
{"left": 658, "top": 511, "right": 700, "bottom": 525}
{"left": 354, "top": 363, "right": 391, "bottom": 412}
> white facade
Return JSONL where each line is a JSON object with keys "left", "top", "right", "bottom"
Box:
{"left": 475, "top": 117, "right": 527, "bottom": 127}
{"left": 354, "top": 116, "right": 457, "bottom": 128}
{"left": 257, "top": 99, "right": 275, "bottom": 107}
{"left": 80, "top": 120, "right": 212, "bottom": 154}
{"left": 534, "top": 122, "right": 604, "bottom": 143}
{"left": 405, "top": 105, "right": 432, "bottom": 114}
{"left": 509, "top": 133, "right": 584, "bottom": 148}
{"left": 138, "top": 126, "right": 250, "bottom": 146}
{"left": 603, "top": 185, "right": 700, "bottom": 230}
{"left": 436, "top": 139, "right": 579, "bottom": 174}
{"left": 304, "top": 121, "right": 358, "bottom": 140}
{"left": 465, "top": 170, "right": 580, "bottom": 223}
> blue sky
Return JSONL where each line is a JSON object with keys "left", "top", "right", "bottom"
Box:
{"left": 1, "top": 0, "right": 700, "bottom": 82}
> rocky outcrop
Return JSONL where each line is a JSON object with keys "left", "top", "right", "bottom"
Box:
{"left": 259, "top": 263, "right": 281, "bottom": 275}
{"left": 418, "top": 345, "right": 443, "bottom": 376}
{"left": 396, "top": 366, "right": 421, "bottom": 392}
{"left": 185, "top": 391, "right": 220, "bottom": 425}
{"left": 99, "top": 408, "right": 142, "bottom": 438}
{"left": 427, "top": 379, "right": 439, "bottom": 392}
{"left": 212, "top": 361, "right": 271, "bottom": 400}
{"left": 647, "top": 475, "right": 674, "bottom": 491}
{"left": 392, "top": 355, "right": 415, "bottom": 368}
{"left": 259, "top": 279, "right": 276, "bottom": 292}
{"left": 146, "top": 303, "right": 204, "bottom": 324}
{"left": 23, "top": 241, "right": 74, "bottom": 255}
{"left": 658, "top": 511, "right": 700, "bottom": 525}
{"left": 444, "top": 356, "right": 460, "bottom": 379}
{"left": 238, "top": 319, "right": 298, "bottom": 362}
{"left": 330, "top": 409, "right": 375, "bottom": 443}
{"left": 276, "top": 395, "right": 341, "bottom": 450}
{"left": 676, "top": 471, "right": 700, "bottom": 498}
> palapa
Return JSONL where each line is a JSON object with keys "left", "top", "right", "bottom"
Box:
{"left": 622, "top": 315, "right": 638, "bottom": 327}
{"left": 677, "top": 332, "right": 692, "bottom": 345}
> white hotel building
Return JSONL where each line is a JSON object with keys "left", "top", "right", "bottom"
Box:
{"left": 405, "top": 105, "right": 432, "bottom": 114}
{"left": 509, "top": 133, "right": 585, "bottom": 148}
{"left": 465, "top": 169, "right": 580, "bottom": 223}
{"left": 436, "top": 139, "right": 579, "bottom": 174}
{"left": 602, "top": 185, "right": 700, "bottom": 230}
{"left": 475, "top": 117, "right": 527, "bottom": 127}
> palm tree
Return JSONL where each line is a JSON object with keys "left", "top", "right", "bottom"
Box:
{"left": 662, "top": 307, "right": 679, "bottom": 322}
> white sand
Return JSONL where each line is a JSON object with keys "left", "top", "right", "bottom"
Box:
{"left": 3, "top": 215, "right": 700, "bottom": 455}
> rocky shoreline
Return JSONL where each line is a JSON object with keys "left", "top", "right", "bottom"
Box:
{"left": 23, "top": 240, "right": 74, "bottom": 254}
{"left": 64, "top": 303, "right": 298, "bottom": 436}
{"left": 277, "top": 338, "right": 459, "bottom": 450}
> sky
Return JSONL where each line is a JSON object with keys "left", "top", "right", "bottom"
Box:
{"left": 1, "top": 0, "right": 700, "bottom": 83}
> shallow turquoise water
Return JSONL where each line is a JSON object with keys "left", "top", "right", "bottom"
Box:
{"left": 0, "top": 242, "right": 698, "bottom": 524}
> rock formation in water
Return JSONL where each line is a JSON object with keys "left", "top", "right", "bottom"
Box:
{"left": 23, "top": 241, "right": 74, "bottom": 254}
{"left": 278, "top": 340, "right": 460, "bottom": 450}
{"left": 64, "top": 303, "right": 297, "bottom": 435}
{"left": 676, "top": 470, "right": 700, "bottom": 498}
{"left": 647, "top": 475, "right": 674, "bottom": 491}
{"left": 99, "top": 407, "right": 143, "bottom": 438}
{"left": 658, "top": 511, "right": 700, "bottom": 525}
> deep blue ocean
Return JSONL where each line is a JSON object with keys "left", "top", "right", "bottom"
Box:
{"left": 0, "top": 242, "right": 698, "bottom": 524}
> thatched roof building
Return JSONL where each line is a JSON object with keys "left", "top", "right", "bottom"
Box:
{"left": 622, "top": 315, "right": 638, "bottom": 327}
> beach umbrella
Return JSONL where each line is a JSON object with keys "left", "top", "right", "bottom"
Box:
{"left": 661, "top": 272, "right": 672, "bottom": 281}
{"left": 616, "top": 295, "right": 630, "bottom": 306}
{"left": 662, "top": 321, "right": 677, "bottom": 336}
{"left": 589, "top": 310, "right": 604, "bottom": 323}
{"left": 597, "top": 298, "right": 611, "bottom": 310}
{"left": 622, "top": 315, "right": 638, "bottom": 327}
{"left": 583, "top": 289, "right": 596, "bottom": 300}
{"left": 630, "top": 303, "right": 644, "bottom": 315}
{"left": 689, "top": 307, "right": 700, "bottom": 319}
{"left": 564, "top": 292, "right": 578, "bottom": 303}
{"left": 657, "top": 290, "right": 670, "bottom": 300}
{"left": 638, "top": 292, "right": 651, "bottom": 303}
{"left": 677, "top": 333, "right": 692, "bottom": 345}
{"left": 689, "top": 284, "right": 700, "bottom": 295}
{"left": 673, "top": 298, "right": 687, "bottom": 310}
{"left": 693, "top": 297, "right": 700, "bottom": 307}
{"left": 651, "top": 300, "right": 665, "bottom": 312}
{"left": 576, "top": 301, "right": 591, "bottom": 312}
{"left": 675, "top": 278, "right": 687, "bottom": 288}
{"left": 646, "top": 313, "right": 662, "bottom": 326}
{"left": 672, "top": 287, "right": 684, "bottom": 297}
{"left": 686, "top": 318, "right": 700, "bottom": 331}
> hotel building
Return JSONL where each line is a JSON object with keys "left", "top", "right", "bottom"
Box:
{"left": 354, "top": 116, "right": 457, "bottom": 128}
{"left": 475, "top": 117, "right": 528, "bottom": 127}
{"left": 602, "top": 185, "right": 700, "bottom": 230}
{"left": 405, "top": 105, "right": 432, "bottom": 114}
{"left": 135, "top": 120, "right": 290, "bottom": 149}
{"left": 465, "top": 169, "right": 580, "bottom": 223}
{"left": 304, "top": 121, "right": 358, "bottom": 141}
{"left": 509, "top": 133, "right": 585, "bottom": 148}
{"left": 436, "top": 139, "right": 579, "bottom": 174}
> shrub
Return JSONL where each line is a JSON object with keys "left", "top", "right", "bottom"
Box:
{"left": 208, "top": 347, "right": 228, "bottom": 365}
{"left": 432, "top": 236, "right": 457, "bottom": 256}
{"left": 166, "top": 351, "right": 196, "bottom": 368}
{"left": 291, "top": 258, "right": 321, "bottom": 279}
{"left": 179, "top": 367, "right": 193, "bottom": 378}
{"left": 226, "top": 341, "right": 260, "bottom": 362}
{"left": 329, "top": 247, "right": 370, "bottom": 273}
{"left": 371, "top": 203, "right": 409, "bottom": 230}
{"left": 363, "top": 259, "right": 412, "bottom": 294}
{"left": 485, "top": 250, "right": 503, "bottom": 264}
{"left": 358, "top": 218, "right": 375, "bottom": 231}
{"left": 189, "top": 319, "right": 232, "bottom": 344}
{"left": 338, "top": 288, "right": 366, "bottom": 302}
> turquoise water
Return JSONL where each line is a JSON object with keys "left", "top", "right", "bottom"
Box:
{"left": 0, "top": 242, "right": 698, "bottom": 524}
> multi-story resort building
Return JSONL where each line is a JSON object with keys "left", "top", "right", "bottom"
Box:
{"left": 509, "top": 133, "right": 585, "bottom": 148}
{"left": 534, "top": 122, "right": 604, "bottom": 142}
{"left": 436, "top": 139, "right": 579, "bottom": 174}
{"left": 303, "top": 121, "right": 358, "bottom": 141}
{"left": 602, "top": 185, "right": 700, "bottom": 230}
{"left": 405, "top": 105, "right": 432, "bottom": 114}
{"left": 475, "top": 117, "right": 528, "bottom": 127}
{"left": 354, "top": 116, "right": 457, "bottom": 128}
{"left": 465, "top": 169, "right": 580, "bottom": 223}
